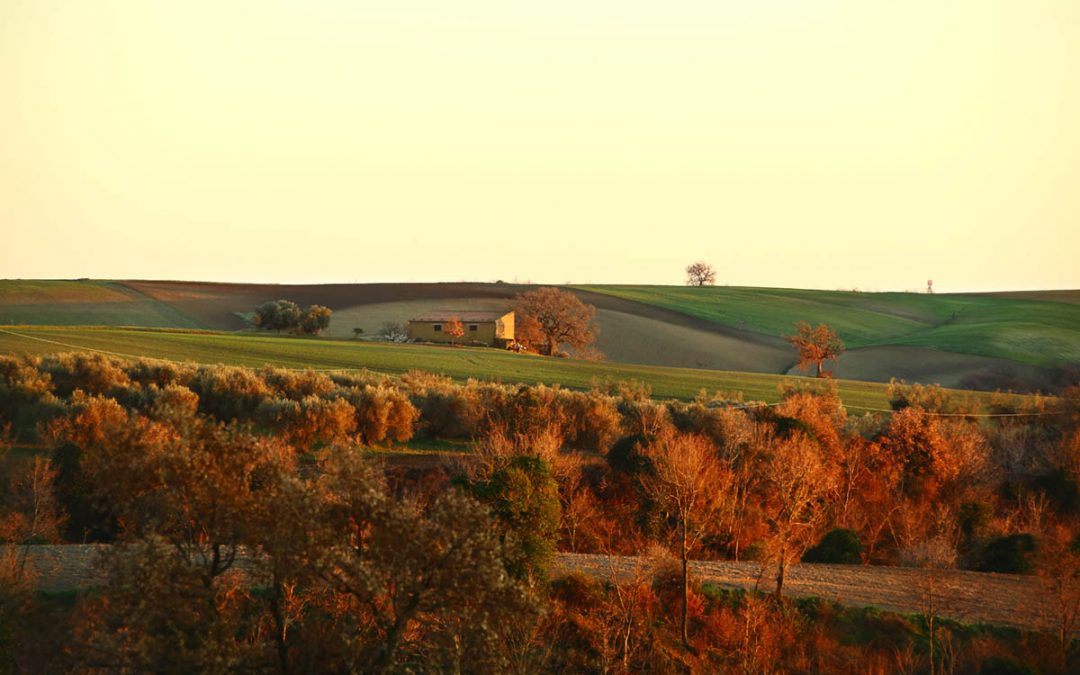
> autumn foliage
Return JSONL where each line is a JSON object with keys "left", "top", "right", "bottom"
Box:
{"left": 786, "top": 321, "right": 846, "bottom": 377}
{"left": 0, "top": 352, "right": 1078, "bottom": 672}
{"left": 513, "top": 287, "right": 598, "bottom": 356}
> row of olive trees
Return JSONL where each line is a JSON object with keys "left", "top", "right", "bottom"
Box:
{"left": 254, "top": 300, "right": 332, "bottom": 335}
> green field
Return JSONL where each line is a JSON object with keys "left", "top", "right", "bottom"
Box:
{"left": 575, "top": 285, "right": 1080, "bottom": 366}
{"left": 0, "top": 325, "right": 1009, "bottom": 412}
{"left": 0, "top": 280, "right": 203, "bottom": 329}
{"left": 2, "top": 280, "right": 1077, "bottom": 388}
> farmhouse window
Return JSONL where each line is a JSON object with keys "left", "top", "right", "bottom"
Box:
{"left": 469, "top": 324, "right": 478, "bottom": 332}
{"left": 433, "top": 324, "right": 442, "bottom": 332}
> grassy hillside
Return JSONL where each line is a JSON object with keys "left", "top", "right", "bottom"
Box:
{"left": 0, "top": 280, "right": 204, "bottom": 329}
{"left": 0, "top": 325, "right": 998, "bottom": 411}
{"left": 575, "top": 285, "right": 1080, "bottom": 367}
{"left": 2, "top": 280, "right": 1076, "bottom": 388}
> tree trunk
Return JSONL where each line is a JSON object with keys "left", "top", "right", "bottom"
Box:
{"left": 775, "top": 548, "right": 786, "bottom": 597}
{"left": 815, "top": 360, "right": 823, "bottom": 377}
{"left": 681, "top": 519, "right": 690, "bottom": 648}
{"left": 270, "top": 583, "right": 290, "bottom": 674}
{"left": 545, "top": 336, "right": 556, "bottom": 357}
{"left": 928, "top": 612, "right": 935, "bottom": 675}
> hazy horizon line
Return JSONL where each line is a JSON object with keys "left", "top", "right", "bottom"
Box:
{"left": 5, "top": 277, "right": 1076, "bottom": 296}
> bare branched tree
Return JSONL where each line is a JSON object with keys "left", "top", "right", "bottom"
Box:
{"left": 378, "top": 322, "right": 408, "bottom": 343}
{"left": 760, "top": 431, "right": 837, "bottom": 596}
{"left": 640, "top": 431, "right": 731, "bottom": 647}
{"left": 684, "top": 261, "right": 717, "bottom": 287}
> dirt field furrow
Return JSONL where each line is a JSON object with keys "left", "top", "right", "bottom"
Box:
{"left": 555, "top": 554, "right": 1060, "bottom": 634}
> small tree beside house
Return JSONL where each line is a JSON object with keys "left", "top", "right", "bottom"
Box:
{"left": 444, "top": 317, "right": 465, "bottom": 345}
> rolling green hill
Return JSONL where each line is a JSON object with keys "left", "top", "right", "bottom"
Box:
{"left": 0, "top": 325, "right": 996, "bottom": 412}
{"left": 1, "top": 280, "right": 1076, "bottom": 391}
{"left": 0, "top": 280, "right": 203, "bottom": 329}
{"left": 574, "top": 285, "right": 1080, "bottom": 367}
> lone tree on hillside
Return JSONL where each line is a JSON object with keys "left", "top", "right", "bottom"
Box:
{"left": 513, "top": 287, "right": 598, "bottom": 357}
{"left": 684, "top": 261, "right": 717, "bottom": 287}
{"left": 786, "top": 322, "right": 845, "bottom": 377}
{"left": 444, "top": 317, "right": 465, "bottom": 345}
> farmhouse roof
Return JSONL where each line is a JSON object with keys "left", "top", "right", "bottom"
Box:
{"left": 410, "top": 309, "right": 512, "bottom": 323}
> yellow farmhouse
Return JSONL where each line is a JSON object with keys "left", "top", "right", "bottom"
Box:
{"left": 407, "top": 309, "right": 515, "bottom": 347}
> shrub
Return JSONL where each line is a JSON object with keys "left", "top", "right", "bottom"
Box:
{"left": 0, "top": 355, "right": 60, "bottom": 439}
{"left": 607, "top": 434, "right": 655, "bottom": 477}
{"left": 1033, "top": 468, "right": 1080, "bottom": 513}
{"left": 803, "top": 528, "right": 863, "bottom": 564}
{"left": 978, "top": 534, "right": 1037, "bottom": 574}
{"left": 405, "top": 374, "right": 482, "bottom": 439}
{"left": 978, "top": 656, "right": 1038, "bottom": 675}
{"left": 122, "top": 359, "right": 196, "bottom": 389}
{"left": 460, "top": 455, "right": 561, "bottom": 581}
{"left": 958, "top": 501, "right": 992, "bottom": 541}
{"left": 256, "top": 396, "right": 357, "bottom": 448}
{"left": 253, "top": 299, "right": 302, "bottom": 332}
{"left": 299, "top": 305, "right": 332, "bottom": 335}
{"left": 190, "top": 365, "right": 273, "bottom": 421}
{"left": 886, "top": 379, "right": 979, "bottom": 415}
{"left": 617, "top": 385, "right": 670, "bottom": 438}
{"left": 40, "top": 353, "right": 131, "bottom": 397}
{"left": 257, "top": 368, "right": 335, "bottom": 400}
{"left": 560, "top": 389, "right": 622, "bottom": 454}
{"left": 342, "top": 385, "right": 419, "bottom": 445}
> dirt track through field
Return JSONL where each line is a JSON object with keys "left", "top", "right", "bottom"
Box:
{"left": 12, "top": 546, "right": 1061, "bottom": 634}
{"left": 556, "top": 554, "right": 1059, "bottom": 634}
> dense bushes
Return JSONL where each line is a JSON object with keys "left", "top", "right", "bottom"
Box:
{"left": 978, "top": 534, "right": 1038, "bottom": 574}
{"left": 256, "top": 396, "right": 357, "bottom": 447}
{"left": 2, "top": 352, "right": 1080, "bottom": 671}
{"left": 340, "top": 384, "right": 418, "bottom": 445}
{"left": 803, "top": 529, "right": 863, "bottom": 564}
{"left": 2, "top": 352, "right": 1080, "bottom": 578}
{"left": 253, "top": 300, "right": 333, "bottom": 334}
{"left": 460, "top": 454, "right": 562, "bottom": 581}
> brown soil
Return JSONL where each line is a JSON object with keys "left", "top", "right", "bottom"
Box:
{"left": 122, "top": 280, "right": 530, "bottom": 330}
{"left": 799, "top": 345, "right": 1049, "bottom": 389}
{"left": 557, "top": 553, "right": 1063, "bottom": 634}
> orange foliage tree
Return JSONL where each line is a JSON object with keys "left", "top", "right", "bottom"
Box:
{"left": 641, "top": 431, "right": 732, "bottom": 647}
{"left": 785, "top": 322, "right": 845, "bottom": 377}
{"left": 444, "top": 317, "right": 465, "bottom": 344}
{"left": 759, "top": 430, "right": 837, "bottom": 595}
{"left": 513, "top": 287, "right": 597, "bottom": 357}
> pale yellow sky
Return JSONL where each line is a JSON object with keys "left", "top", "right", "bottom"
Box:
{"left": 2, "top": 1, "right": 1077, "bottom": 290}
